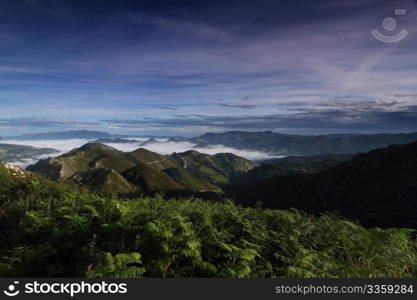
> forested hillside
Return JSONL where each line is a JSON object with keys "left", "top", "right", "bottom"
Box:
{"left": 236, "top": 141, "right": 417, "bottom": 228}
{"left": 233, "top": 154, "right": 351, "bottom": 184}
{"left": 0, "top": 164, "right": 416, "bottom": 278}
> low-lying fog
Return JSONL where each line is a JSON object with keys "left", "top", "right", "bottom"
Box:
{"left": 3, "top": 138, "right": 284, "bottom": 167}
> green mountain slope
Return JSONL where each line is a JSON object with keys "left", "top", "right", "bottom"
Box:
{"left": 122, "top": 162, "right": 185, "bottom": 192}
{"left": 70, "top": 168, "right": 135, "bottom": 193}
{"left": 27, "top": 143, "right": 135, "bottom": 180}
{"left": 167, "top": 151, "right": 254, "bottom": 191}
{"left": 27, "top": 143, "right": 254, "bottom": 193}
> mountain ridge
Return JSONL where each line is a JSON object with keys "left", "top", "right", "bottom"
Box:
{"left": 27, "top": 143, "right": 255, "bottom": 194}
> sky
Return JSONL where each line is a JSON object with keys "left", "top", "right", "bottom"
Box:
{"left": 1, "top": 0, "right": 417, "bottom": 137}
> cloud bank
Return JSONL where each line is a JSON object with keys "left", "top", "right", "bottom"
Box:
{"left": 3, "top": 138, "right": 281, "bottom": 167}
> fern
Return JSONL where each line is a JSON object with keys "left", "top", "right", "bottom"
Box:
{"left": 87, "top": 252, "right": 145, "bottom": 278}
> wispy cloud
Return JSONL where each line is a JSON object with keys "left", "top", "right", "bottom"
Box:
{"left": 102, "top": 99, "right": 417, "bottom": 134}
{"left": 0, "top": 117, "right": 99, "bottom": 129}
{"left": 130, "top": 14, "right": 232, "bottom": 42}
{"left": 217, "top": 104, "right": 257, "bottom": 109}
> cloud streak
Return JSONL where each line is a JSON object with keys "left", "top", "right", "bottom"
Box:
{"left": 130, "top": 14, "right": 232, "bottom": 42}
{"left": 217, "top": 104, "right": 257, "bottom": 109}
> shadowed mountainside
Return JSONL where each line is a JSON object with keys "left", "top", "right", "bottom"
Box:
{"left": 234, "top": 153, "right": 351, "bottom": 184}
{"left": 235, "top": 141, "right": 417, "bottom": 228}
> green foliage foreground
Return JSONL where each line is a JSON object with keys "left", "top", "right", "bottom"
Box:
{"left": 0, "top": 166, "right": 416, "bottom": 278}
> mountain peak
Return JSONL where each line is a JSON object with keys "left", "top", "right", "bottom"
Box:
{"left": 75, "top": 143, "right": 119, "bottom": 153}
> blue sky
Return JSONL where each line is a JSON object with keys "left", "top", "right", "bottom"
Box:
{"left": 1, "top": 0, "right": 417, "bottom": 136}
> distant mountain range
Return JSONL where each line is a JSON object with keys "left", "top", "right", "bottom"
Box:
{"left": 191, "top": 131, "right": 417, "bottom": 155}
{"left": 27, "top": 143, "right": 254, "bottom": 194}
{"left": 5, "top": 130, "right": 111, "bottom": 140}
{"left": 235, "top": 141, "right": 417, "bottom": 228}
{"left": 0, "top": 143, "right": 59, "bottom": 164}
{"left": 4, "top": 129, "right": 417, "bottom": 157}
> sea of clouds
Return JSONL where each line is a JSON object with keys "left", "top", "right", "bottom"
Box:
{"left": 3, "top": 138, "right": 283, "bottom": 167}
